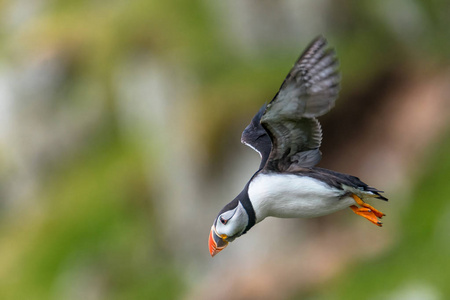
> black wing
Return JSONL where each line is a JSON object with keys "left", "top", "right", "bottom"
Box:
{"left": 261, "top": 36, "right": 340, "bottom": 172}
{"left": 241, "top": 104, "right": 272, "bottom": 170}
{"left": 303, "top": 167, "right": 388, "bottom": 201}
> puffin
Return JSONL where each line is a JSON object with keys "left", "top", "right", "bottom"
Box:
{"left": 208, "top": 36, "right": 387, "bottom": 257}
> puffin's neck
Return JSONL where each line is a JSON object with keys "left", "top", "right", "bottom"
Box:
{"left": 239, "top": 180, "right": 256, "bottom": 234}
{"left": 247, "top": 172, "right": 277, "bottom": 223}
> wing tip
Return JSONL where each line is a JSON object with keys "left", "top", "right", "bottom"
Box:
{"left": 311, "top": 35, "right": 327, "bottom": 46}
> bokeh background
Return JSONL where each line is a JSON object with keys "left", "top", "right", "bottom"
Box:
{"left": 0, "top": 0, "right": 449, "bottom": 299}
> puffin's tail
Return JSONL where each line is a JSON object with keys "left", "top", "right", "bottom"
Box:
{"left": 365, "top": 186, "right": 388, "bottom": 201}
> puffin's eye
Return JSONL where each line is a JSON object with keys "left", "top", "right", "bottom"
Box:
{"left": 219, "top": 216, "right": 228, "bottom": 225}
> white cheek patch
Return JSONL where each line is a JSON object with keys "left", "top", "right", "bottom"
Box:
{"left": 220, "top": 207, "right": 237, "bottom": 222}
{"left": 216, "top": 202, "right": 249, "bottom": 239}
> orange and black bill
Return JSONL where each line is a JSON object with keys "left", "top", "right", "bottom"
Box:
{"left": 208, "top": 225, "right": 228, "bottom": 257}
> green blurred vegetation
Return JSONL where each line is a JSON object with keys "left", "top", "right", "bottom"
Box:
{"left": 0, "top": 139, "right": 183, "bottom": 299}
{"left": 295, "top": 131, "right": 450, "bottom": 299}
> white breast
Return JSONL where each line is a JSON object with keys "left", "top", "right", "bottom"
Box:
{"left": 248, "top": 173, "right": 356, "bottom": 222}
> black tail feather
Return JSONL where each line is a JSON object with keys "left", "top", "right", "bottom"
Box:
{"left": 370, "top": 189, "right": 388, "bottom": 201}
{"left": 364, "top": 186, "right": 388, "bottom": 201}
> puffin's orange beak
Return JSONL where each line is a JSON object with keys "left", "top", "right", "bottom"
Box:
{"left": 209, "top": 225, "right": 228, "bottom": 257}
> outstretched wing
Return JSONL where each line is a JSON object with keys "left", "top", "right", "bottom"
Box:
{"left": 241, "top": 104, "right": 272, "bottom": 169}
{"left": 261, "top": 36, "right": 340, "bottom": 172}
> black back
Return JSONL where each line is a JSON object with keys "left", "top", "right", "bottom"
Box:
{"left": 241, "top": 104, "right": 272, "bottom": 170}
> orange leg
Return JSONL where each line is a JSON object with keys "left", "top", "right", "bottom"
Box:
{"left": 350, "top": 205, "right": 382, "bottom": 227}
{"left": 351, "top": 194, "right": 385, "bottom": 218}
{"left": 350, "top": 194, "right": 385, "bottom": 227}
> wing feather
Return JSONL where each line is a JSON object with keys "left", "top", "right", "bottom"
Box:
{"left": 261, "top": 36, "right": 340, "bottom": 172}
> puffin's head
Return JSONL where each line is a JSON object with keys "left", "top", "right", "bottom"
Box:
{"left": 209, "top": 201, "right": 249, "bottom": 257}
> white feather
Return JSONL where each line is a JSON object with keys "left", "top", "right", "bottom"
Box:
{"left": 248, "top": 173, "right": 356, "bottom": 222}
{"left": 242, "top": 140, "right": 262, "bottom": 158}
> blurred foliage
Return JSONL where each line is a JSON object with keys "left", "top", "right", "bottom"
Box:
{"left": 295, "top": 130, "right": 450, "bottom": 299}
{"left": 0, "top": 139, "right": 183, "bottom": 299}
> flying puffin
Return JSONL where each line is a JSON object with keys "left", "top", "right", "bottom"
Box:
{"left": 208, "top": 36, "right": 387, "bottom": 257}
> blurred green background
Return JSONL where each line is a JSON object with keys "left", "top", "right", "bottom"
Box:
{"left": 0, "top": 0, "right": 449, "bottom": 299}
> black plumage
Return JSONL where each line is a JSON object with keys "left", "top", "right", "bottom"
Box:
{"left": 240, "top": 36, "right": 387, "bottom": 201}
{"left": 209, "top": 36, "right": 388, "bottom": 257}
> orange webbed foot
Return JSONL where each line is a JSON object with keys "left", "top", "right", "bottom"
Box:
{"left": 350, "top": 205, "right": 382, "bottom": 227}
{"left": 350, "top": 194, "right": 385, "bottom": 227}
{"left": 361, "top": 203, "right": 385, "bottom": 219}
